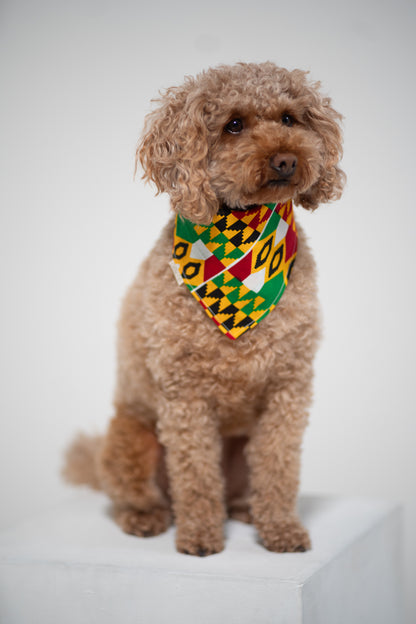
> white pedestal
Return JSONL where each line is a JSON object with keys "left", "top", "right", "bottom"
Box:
{"left": 0, "top": 492, "right": 403, "bottom": 624}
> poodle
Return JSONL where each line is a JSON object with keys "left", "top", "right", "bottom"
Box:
{"left": 64, "top": 62, "right": 344, "bottom": 556}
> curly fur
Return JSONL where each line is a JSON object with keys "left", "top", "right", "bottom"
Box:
{"left": 138, "top": 63, "right": 344, "bottom": 223}
{"left": 64, "top": 62, "right": 344, "bottom": 556}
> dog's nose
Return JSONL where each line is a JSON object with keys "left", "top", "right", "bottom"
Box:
{"left": 270, "top": 153, "right": 297, "bottom": 178}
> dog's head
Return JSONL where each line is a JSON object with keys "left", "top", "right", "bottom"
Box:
{"left": 138, "top": 62, "right": 345, "bottom": 224}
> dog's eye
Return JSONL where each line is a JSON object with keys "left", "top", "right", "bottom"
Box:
{"left": 225, "top": 119, "right": 244, "bottom": 134}
{"left": 281, "top": 113, "right": 294, "bottom": 127}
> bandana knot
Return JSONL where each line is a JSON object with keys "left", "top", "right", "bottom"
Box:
{"left": 171, "top": 200, "right": 297, "bottom": 339}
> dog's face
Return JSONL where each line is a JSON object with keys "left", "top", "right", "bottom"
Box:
{"left": 138, "top": 63, "right": 345, "bottom": 224}
{"left": 208, "top": 103, "right": 324, "bottom": 210}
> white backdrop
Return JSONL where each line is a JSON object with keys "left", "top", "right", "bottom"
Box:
{"left": 1, "top": 0, "right": 415, "bottom": 620}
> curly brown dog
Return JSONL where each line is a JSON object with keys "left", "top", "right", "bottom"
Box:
{"left": 64, "top": 62, "right": 344, "bottom": 556}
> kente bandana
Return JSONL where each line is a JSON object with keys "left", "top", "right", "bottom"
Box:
{"left": 171, "top": 200, "right": 297, "bottom": 340}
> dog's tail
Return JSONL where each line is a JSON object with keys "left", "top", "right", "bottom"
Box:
{"left": 62, "top": 433, "right": 103, "bottom": 490}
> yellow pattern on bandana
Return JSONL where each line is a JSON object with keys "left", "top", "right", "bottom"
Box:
{"left": 171, "top": 201, "right": 297, "bottom": 339}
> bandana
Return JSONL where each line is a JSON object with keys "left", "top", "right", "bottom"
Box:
{"left": 171, "top": 200, "right": 297, "bottom": 340}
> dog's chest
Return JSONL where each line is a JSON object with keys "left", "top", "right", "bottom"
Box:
{"left": 139, "top": 219, "right": 317, "bottom": 434}
{"left": 177, "top": 330, "right": 286, "bottom": 434}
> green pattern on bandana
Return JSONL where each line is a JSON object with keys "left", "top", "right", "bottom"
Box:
{"left": 171, "top": 200, "right": 297, "bottom": 339}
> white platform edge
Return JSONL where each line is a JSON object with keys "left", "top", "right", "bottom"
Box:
{"left": 0, "top": 492, "right": 404, "bottom": 624}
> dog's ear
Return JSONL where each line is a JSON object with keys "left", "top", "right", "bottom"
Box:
{"left": 136, "top": 84, "right": 219, "bottom": 225}
{"left": 296, "top": 87, "right": 346, "bottom": 210}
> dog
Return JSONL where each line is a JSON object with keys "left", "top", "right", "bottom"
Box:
{"left": 64, "top": 62, "right": 344, "bottom": 556}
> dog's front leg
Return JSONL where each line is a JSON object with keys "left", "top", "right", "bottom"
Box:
{"left": 246, "top": 391, "right": 311, "bottom": 553}
{"left": 158, "top": 398, "right": 226, "bottom": 556}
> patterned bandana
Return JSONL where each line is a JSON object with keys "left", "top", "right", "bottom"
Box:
{"left": 171, "top": 200, "right": 297, "bottom": 340}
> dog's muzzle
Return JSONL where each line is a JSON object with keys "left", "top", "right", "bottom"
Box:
{"left": 269, "top": 153, "right": 297, "bottom": 181}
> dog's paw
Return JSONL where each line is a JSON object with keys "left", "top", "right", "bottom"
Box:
{"left": 259, "top": 515, "right": 311, "bottom": 553}
{"left": 176, "top": 526, "right": 224, "bottom": 557}
{"left": 113, "top": 505, "right": 172, "bottom": 538}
